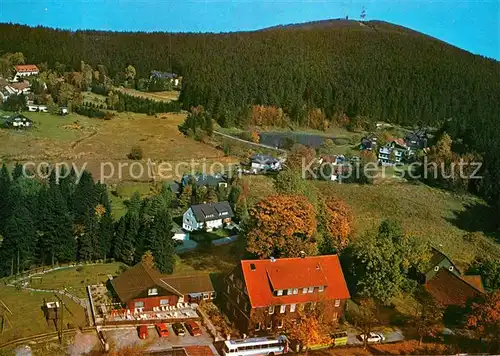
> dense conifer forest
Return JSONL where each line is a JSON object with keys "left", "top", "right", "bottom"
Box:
{"left": 0, "top": 20, "right": 500, "bottom": 209}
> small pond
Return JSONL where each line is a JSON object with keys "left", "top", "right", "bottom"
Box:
{"left": 259, "top": 132, "right": 351, "bottom": 149}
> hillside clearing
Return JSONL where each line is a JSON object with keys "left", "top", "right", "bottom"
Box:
{"left": 316, "top": 181, "right": 500, "bottom": 267}
{"left": 114, "top": 87, "right": 179, "bottom": 102}
{"left": 0, "top": 112, "right": 237, "bottom": 182}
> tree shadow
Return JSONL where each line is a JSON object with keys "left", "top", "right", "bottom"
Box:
{"left": 447, "top": 201, "right": 497, "bottom": 233}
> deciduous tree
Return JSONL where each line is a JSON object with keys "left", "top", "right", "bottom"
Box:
{"left": 246, "top": 195, "right": 317, "bottom": 258}
{"left": 466, "top": 291, "right": 500, "bottom": 342}
{"left": 321, "top": 197, "right": 353, "bottom": 252}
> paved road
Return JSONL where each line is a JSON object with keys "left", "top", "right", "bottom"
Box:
{"left": 213, "top": 131, "right": 286, "bottom": 154}
{"left": 347, "top": 328, "right": 404, "bottom": 345}
{"left": 175, "top": 235, "right": 238, "bottom": 254}
{"left": 104, "top": 324, "right": 214, "bottom": 351}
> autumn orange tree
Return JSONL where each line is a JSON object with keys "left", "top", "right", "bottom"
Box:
{"left": 466, "top": 290, "right": 500, "bottom": 342}
{"left": 286, "top": 144, "right": 317, "bottom": 175}
{"left": 246, "top": 195, "right": 317, "bottom": 258}
{"left": 320, "top": 197, "right": 353, "bottom": 252}
{"left": 287, "top": 314, "right": 332, "bottom": 352}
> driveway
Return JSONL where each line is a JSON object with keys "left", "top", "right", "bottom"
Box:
{"left": 103, "top": 323, "right": 213, "bottom": 352}
{"left": 347, "top": 327, "right": 404, "bottom": 345}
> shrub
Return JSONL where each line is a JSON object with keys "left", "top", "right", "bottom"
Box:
{"left": 128, "top": 145, "right": 143, "bottom": 160}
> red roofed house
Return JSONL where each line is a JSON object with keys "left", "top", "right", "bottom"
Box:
{"left": 223, "top": 255, "right": 350, "bottom": 335}
{"left": 425, "top": 269, "right": 484, "bottom": 307}
{"left": 110, "top": 262, "right": 216, "bottom": 312}
{"left": 13, "top": 65, "right": 39, "bottom": 82}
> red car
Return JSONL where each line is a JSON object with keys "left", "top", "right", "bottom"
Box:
{"left": 155, "top": 323, "right": 169, "bottom": 337}
{"left": 184, "top": 320, "right": 202, "bottom": 336}
{"left": 138, "top": 325, "right": 148, "bottom": 339}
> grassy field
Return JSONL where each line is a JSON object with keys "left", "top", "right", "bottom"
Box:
{"left": 0, "top": 285, "right": 87, "bottom": 344}
{"left": 114, "top": 87, "right": 180, "bottom": 102}
{"left": 29, "top": 263, "right": 125, "bottom": 298}
{"left": 0, "top": 111, "right": 237, "bottom": 182}
{"left": 316, "top": 181, "right": 500, "bottom": 267}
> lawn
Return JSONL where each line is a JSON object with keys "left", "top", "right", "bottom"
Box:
{"left": 108, "top": 181, "right": 157, "bottom": 220}
{"left": 174, "top": 243, "right": 242, "bottom": 275}
{"left": 0, "top": 285, "right": 87, "bottom": 344}
{"left": 316, "top": 181, "right": 500, "bottom": 267}
{"left": 29, "top": 262, "right": 125, "bottom": 298}
{"left": 238, "top": 175, "right": 277, "bottom": 208}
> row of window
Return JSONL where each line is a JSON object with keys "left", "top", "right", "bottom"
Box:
{"left": 267, "top": 299, "right": 341, "bottom": 315}
{"left": 134, "top": 298, "right": 171, "bottom": 308}
{"left": 255, "top": 319, "right": 284, "bottom": 331}
{"left": 273, "top": 286, "right": 324, "bottom": 297}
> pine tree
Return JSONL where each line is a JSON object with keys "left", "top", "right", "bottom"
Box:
{"left": 0, "top": 164, "right": 12, "bottom": 232}
{"left": 1, "top": 202, "right": 37, "bottom": 275}
{"left": 72, "top": 171, "right": 96, "bottom": 224}
{"left": 37, "top": 184, "right": 76, "bottom": 265}
{"left": 147, "top": 207, "right": 175, "bottom": 274}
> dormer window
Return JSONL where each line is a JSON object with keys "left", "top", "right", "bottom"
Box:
{"left": 293, "top": 288, "right": 298, "bottom": 295}
{"left": 449, "top": 266, "right": 454, "bottom": 271}
{"left": 148, "top": 288, "right": 158, "bottom": 296}
{"left": 308, "top": 286, "right": 314, "bottom": 293}
{"left": 319, "top": 286, "right": 324, "bottom": 292}
{"left": 287, "top": 288, "right": 293, "bottom": 295}
{"left": 302, "top": 287, "right": 308, "bottom": 294}
{"left": 434, "top": 266, "right": 439, "bottom": 272}
{"left": 276, "top": 289, "right": 283, "bottom": 296}
{"left": 269, "top": 306, "right": 275, "bottom": 314}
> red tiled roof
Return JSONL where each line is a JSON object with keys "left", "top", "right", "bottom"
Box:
{"left": 15, "top": 64, "right": 39, "bottom": 72}
{"left": 393, "top": 138, "right": 407, "bottom": 148}
{"left": 241, "top": 255, "right": 350, "bottom": 308}
{"left": 425, "top": 269, "right": 483, "bottom": 307}
{"left": 461, "top": 275, "right": 485, "bottom": 293}
{"left": 9, "top": 82, "right": 30, "bottom": 91}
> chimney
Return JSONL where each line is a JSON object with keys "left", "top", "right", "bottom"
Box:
{"left": 270, "top": 256, "right": 276, "bottom": 263}
{"left": 299, "top": 251, "right": 306, "bottom": 259}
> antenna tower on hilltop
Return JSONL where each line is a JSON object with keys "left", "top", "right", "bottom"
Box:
{"left": 360, "top": 6, "right": 366, "bottom": 21}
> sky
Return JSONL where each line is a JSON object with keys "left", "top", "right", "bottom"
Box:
{"left": 0, "top": 0, "right": 498, "bottom": 60}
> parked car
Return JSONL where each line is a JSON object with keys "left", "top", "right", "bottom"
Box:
{"left": 358, "top": 332, "right": 385, "bottom": 343}
{"left": 172, "top": 322, "right": 186, "bottom": 336}
{"left": 185, "top": 320, "right": 202, "bottom": 336}
{"left": 155, "top": 323, "right": 169, "bottom": 337}
{"left": 138, "top": 325, "right": 148, "bottom": 339}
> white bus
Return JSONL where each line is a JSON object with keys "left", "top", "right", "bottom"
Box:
{"left": 222, "top": 336, "right": 289, "bottom": 356}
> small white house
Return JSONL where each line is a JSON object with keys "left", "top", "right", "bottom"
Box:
{"left": 27, "top": 104, "right": 48, "bottom": 112}
{"left": 182, "top": 201, "right": 234, "bottom": 232}
{"left": 13, "top": 65, "right": 39, "bottom": 82}
{"left": 250, "top": 154, "right": 282, "bottom": 171}
{"left": 5, "top": 114, "right": 33, "bottom": 129}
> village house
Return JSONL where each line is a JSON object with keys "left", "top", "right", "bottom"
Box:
{"left": 110, "top": 262, "right": 215, "bottom": 312}
{"left": 182, "top": 201, "right": 234, "bottom": 232}
{"left": 359, "top": 133, "right": 378, "bottom": 151}
{"left": 170, "top": 173, "right": 227, "bottom": 195}
{"left": 222, "top": 255, "right": 350, "bottom": 336}
{"left": 378, "top": 139, "right": 408, "bottom": 165}
{"left": 4, "top": 113, "right": 33, "bottom": 129}
{"left": 13, "top": 65, "right": 39, "bottom": 82}
{"left": 405, "top": 129, "right": 428, "bottom": 151}
{"left": 150, "top": 71, "right": 182, "bottom": 87}
{"left": 250, "top": 154, "right": 282, "bottom": 173}
{"left": 422, "top": 248, "right": 484, "bottom": 307}
{"left": 27, "top": 104, "right": 48, "bottom": 112}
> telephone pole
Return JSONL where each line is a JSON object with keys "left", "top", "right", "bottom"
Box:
{"left": 54, "top": 294, "right": 64, "bottom": 344}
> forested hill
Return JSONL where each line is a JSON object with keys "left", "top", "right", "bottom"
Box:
{"left": 1, "top": 21, "right": 500, "bottom": 207}
{"left": 0, "top": 21, "right": 498, "bottom": 128}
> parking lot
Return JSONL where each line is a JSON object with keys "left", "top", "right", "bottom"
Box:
{"left": 103, "top": 323, "right": 214, "bottom": 352}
